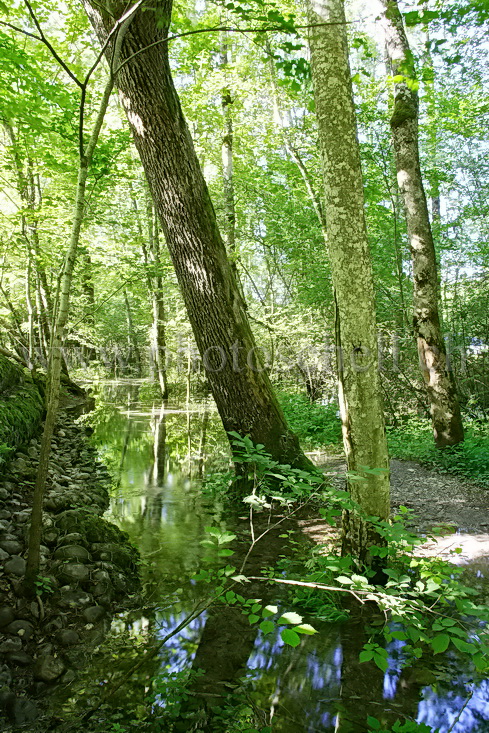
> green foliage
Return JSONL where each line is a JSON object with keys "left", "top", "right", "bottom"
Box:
{"left": 0, "top": 357, "right": 44, "bottom": 462}
{"left": 34, "top": 574, "right": 55, "bottom": 596}
{"left": 387, "top": 416, "right": 489, "bottom": 486}
{"left": 278, "top": 393, "right": 342, "bottom": 448}
{"left": 367, "top": 718, "right": 433, "bottom": 733}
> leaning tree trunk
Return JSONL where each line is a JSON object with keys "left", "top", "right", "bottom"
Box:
{"left": 381, "top": 0, "right": 464, "bottom": 448}
{"left": 306, "top": 0, "right": 390, "bottom": 561}
{"left": 82, "top": 0, "right": 311, "bottom": 471}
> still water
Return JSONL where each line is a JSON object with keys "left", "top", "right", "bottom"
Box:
{"left": 57, "top": 381, "right": 489, "bottom": 732}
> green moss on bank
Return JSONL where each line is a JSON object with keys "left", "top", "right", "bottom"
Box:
{"left": 0, "top": 355, "right": 44, "bottom": 462}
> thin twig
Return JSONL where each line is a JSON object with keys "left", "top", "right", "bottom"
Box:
{"left": 22, "top": 0, "right": 83, "bottom": 88}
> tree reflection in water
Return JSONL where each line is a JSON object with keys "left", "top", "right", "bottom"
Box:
{"left": 74, "top": 382, "right": 489, "bottom": 733}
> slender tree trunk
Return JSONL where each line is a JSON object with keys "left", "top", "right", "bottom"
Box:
{"left": 82, "top": 0, "right": 311, "bottom": 471}
{"left": 24, "top": 76, "right": 115, "bottom": 590}
{"left": 123, "top": 289, "right": 142, "bottom": 375}
{"left": 220, "top": 32, "right": 237, "bottom": 259}
{"left": 306, "top": 0, "right": 390, "bottom": 561}
{"left": 25, "top": 258, "right": 35, "bottom": 368}
{"left": 147, "top": 202, "right": 168, "bottom": 398}
{"left": 266, "top": 42, "right": 328, "bottom": 241}
{"left": 381, "top": 0, "right": 464, "bottom": 447}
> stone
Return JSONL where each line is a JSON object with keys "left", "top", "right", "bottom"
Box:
{"left": 0, "top": 488, "right": 8, "bottom": 500}
{"left": 43, "top": 530, "right": 59, "bottom": 545}
{"left": 0, "top": 540, "right": 23, "bottom": 555}
{"left": 57, "top": 533, "right": 86, "bottom": 547}
{"left": 58, "top": 588, "right": 92, "bottom": 609}
{"left": 54, "top": 544, "right": 91, "bottom": 562}
{"left": 4, "top": 556, "right": 26, "bottom": 577}
{"left": 43, "top": 618, "right": 63, "bottom": 634}
{"left": 0, "top": 607, "right": 16, "bottom": 628}
{"left": 7, "top": 652, "right": 33, "bottom": 666}
{"left": 0, "top": 519, "right": 10, "bottom": 532}
{"left": 13, "top": 458, "right": 28, "bottom": 472}
{"left": 7, "top": 697, "right": 39, "bottom": 726}
{"left": 0, "top": 548, "right": 9, "bottom": 561}
{"left": 14, "top": 511, "right": 30, "bottom": 524}
{"left": 56, "top": 629, "right": 80, "bottom": 647}
{"left": 0, "top": 637, "right": 22, "bottom": 653}
{"left": 92, "top": 543, "right": 133, "bottom": 568}
{"left": 82, "top": 606, "right": 105, "bottom": 623}
{"left": 0, "top": 510, "right": 11, "bottom": 519}
{"left": 0, "top": 664, "right": 12, "bottom": 686}
{"left": 33, "top": 654, "right": 65, "bottom": 683}
{"left": 60, "top": 669, "right": 76, "bottom": 685}
{"left": 4, "top": 620, "right": 35, "bottom": 641}
{"left": 58, "top": 563, "right": 90, "bottom": 584}
{"left": 92, "top": 580, "right": 113, "bottom": 598}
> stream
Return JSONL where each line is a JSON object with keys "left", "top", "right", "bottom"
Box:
{"left": 50, "top": 381, "right": 489, "bottom": 732}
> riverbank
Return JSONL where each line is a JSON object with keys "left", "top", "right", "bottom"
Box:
{"left": 0, "top": 409, "right": 141, "bottom": 730}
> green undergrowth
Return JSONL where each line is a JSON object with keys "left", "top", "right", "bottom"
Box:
{"left": 387, "top": 416, "right": 489, "bottom": 487}
{"left": 0, "top": 355, "right": 44, "bottom": 463}
{"left": 278, "top": 391, "right": 489, "bottom": 488}
{"left": 278, "top": 392, "right": 342, "bottom": 449}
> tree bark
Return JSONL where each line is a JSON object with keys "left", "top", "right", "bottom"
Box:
{"left": 82, "top": 0, "right": 311, "bottom": 471}
{"left": 123, "top": 289, "right": 142, "bottom": 375}
{"left": 381, "top": 0, "right": 464, "bottom": 447}
{"left": 306, "top": 0, "right": 390, "bottom": 560}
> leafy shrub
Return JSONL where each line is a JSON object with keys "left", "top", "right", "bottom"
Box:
{"left": 279, "top": 392, "right": 342, "bottom": 448}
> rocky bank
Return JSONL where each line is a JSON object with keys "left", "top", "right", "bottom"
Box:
{"left": 0, "top": 411, "right": 141, "bottom": 730}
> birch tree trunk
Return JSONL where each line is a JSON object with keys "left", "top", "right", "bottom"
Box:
{"left": 381, "top": 0, "right": 464, "bottom": 447}
{"left": 82, "top": 0, "right": 311, "bottom": 472}
{"left": 306, "top": 0, "right": 390, "bottom": 560}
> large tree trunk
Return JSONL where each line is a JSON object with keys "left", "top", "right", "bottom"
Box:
{"left": 306, "top": 0, "right": 390, "bottom": 560}
{"left": 82, "top": 0, "right": 311, "bottom": 471}
{"left": 381, "top": 0, "right": 464, "bottom": 448}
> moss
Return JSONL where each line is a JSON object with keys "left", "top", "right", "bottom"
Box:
{"left": 0, "top": 355, "right": 44, "bottom": 461}
{"left": 390, "top": 99, "right": 417, "bottom": 129}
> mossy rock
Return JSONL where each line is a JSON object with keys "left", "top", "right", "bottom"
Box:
{"left": 0, "top": 356, "right": 44, "bottom": 461}
{"left": 54, "top": 510, "right": 135, "bottom": 553}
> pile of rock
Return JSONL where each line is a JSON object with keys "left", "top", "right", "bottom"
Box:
{"left": 0, "top": 414, "right": 140, "bottom": 729}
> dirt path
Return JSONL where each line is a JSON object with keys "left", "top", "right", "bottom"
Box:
{"left": 311, "top": 454, "right": 489, "bottom": 565}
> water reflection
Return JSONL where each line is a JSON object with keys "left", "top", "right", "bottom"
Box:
{"left": 61, "top": 381, "right": 489, "bottom": 732}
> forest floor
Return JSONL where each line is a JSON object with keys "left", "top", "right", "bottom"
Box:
{"left": 307, "top": 454, "right": 489, "bottom": 566}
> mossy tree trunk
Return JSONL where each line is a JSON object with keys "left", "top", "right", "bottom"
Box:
{"left": 381, "top": 0, "right": 464, "bottom": 448}
{"left": 306, "top": 0, "right": 390, "bottom": 561}
{"left": 82, "top": 0, "right": 311, "bottom": 472}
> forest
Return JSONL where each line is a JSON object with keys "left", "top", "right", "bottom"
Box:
{"left": 0, "top": 0, "right": 488, "bottom": 730}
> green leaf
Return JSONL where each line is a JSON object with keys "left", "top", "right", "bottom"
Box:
{"left": 218, "top": 549, "right": 234, "bottom": 557}
{"left": 262, "top": 605, "right": 278, "bottom": 618}
{"left": 336, "top": 576, "right": 354, "bottom": 585}
{"left": 259, "top": 620, "right": 275, "bottom": 634}
{"left": 373, "top": 653, "right": 388, "bottom": 672}
{"left": 281, "top": 629, "right": 301, "bottom": 647}
{"left": 359, "top": 650, "right": 373, "bottom": 662}
{"left": 277, "top": 611, "right": 303, "bottom": 625}
{"left": 452, "top": 637, "right": 476, "bottom": 654}
{"left": 248, "top": 614, "right": 260, "bottom": 625}
{"left": 295, "top": 623, "right": 317, "bottom": 635}
{"left": 432, "top": 634, "right": 450, "bottom": 654}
